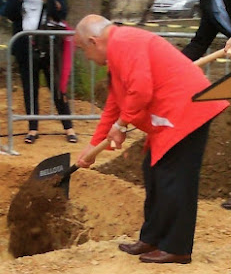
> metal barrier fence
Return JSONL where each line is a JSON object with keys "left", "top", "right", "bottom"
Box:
{"left": 6, "top": 29, "right": 101, "bottom": 154}
{"left": 5, "top": 30, "right": 230, "bottom": 154}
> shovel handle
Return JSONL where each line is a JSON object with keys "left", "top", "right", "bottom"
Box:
{"left": 63, "top": 139, "right": 111, "bottom": 178}
{"left": 56, "top": 139, "right": 112, "bottom": 190}
{"left": 83, "top": 138, "right": 111, "bottom": 162}
{"left": 193, "top": 48, "right": 225, "bottom": 67}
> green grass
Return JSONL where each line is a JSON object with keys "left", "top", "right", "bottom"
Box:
{"left": 73, "top": 52, "right": 107, "bottom": 100}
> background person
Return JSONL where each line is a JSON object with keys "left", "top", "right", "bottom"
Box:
{"left": 182, "top": 0, "right": 231, "bottom": 60}
{"left": 182, "top": 0, "right": 231, "bottom": 210}
{"left": 74, "top": 14, "right": 229, "bottom": 264}
{"left": 0, "top": 0, "right": 6, "bottom": 16}
{"left": 5, "top": 0, "right": 77, "bottom": 144}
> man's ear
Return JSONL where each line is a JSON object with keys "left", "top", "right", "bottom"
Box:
{"left": 88, "top": 36, "right": 97, "bottom": 46}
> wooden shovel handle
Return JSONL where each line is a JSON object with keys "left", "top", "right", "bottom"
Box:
{"left": 193, "top": 48, "right": 225, "bottom": 67}
{"left": 83, "top": 138, "right": 111, "bottom": 162}
{"left": 61, "top": 139, "right": 111, "bottom": 180}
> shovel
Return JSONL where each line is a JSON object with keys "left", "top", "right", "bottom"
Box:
{"left": 193, "top": 48, "right": 226, "bottom": 67}
{"left": 28, "top": 139, "right": 111, "bottom": 198}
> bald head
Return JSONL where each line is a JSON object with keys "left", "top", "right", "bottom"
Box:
{"left": 74, "top": 14, "right": 113, "bottom": 66}
{"left": 75, "top": 14, "right": 112, "bottom": 44}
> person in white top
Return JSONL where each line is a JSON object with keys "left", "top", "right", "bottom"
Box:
{"left": 5, "top": 0, "right": 77, "bottom": 144}
{"left": 22, "top": 0, "right": 43, "bottom": 30}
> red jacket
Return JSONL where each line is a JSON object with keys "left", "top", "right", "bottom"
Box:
{"left": 91, "top": 26, "right": 229, "bottom": 166}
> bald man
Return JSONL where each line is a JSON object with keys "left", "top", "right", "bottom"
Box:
{"left": 74, "top": 14, "right": 229, "bottom": 264}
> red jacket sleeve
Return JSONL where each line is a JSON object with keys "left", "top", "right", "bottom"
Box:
{"left": 90, "top": 91, "right": 120, "bottom": 146}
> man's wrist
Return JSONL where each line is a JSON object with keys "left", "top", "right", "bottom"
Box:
{"left": 113, "top": 122, "right": 127, "bottom": 133}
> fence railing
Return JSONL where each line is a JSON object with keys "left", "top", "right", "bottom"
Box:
{"left": 6, "top": 30, "right": 101, "bottom": 154}
{"left": 4, "top": 30, "right": 230, "bottom": 154}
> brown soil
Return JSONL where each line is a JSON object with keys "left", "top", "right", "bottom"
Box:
{"left": 95, "top": 111, "right": 231, "bottom": 199}
{"left": 0, "top": 80, "right": 231, "bottom": 274}
{"left": 7, "top": 175, "right": 88, "bottom": 258}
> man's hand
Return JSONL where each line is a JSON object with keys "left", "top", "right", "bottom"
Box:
{"left": 107, "top": 123, "right": 126, "bottom": 149}
{"left": 76, "top": 144, "right": 96, "bottom": 168}
{"left": 224, "top": 38, "right": 231, "bottom": 57}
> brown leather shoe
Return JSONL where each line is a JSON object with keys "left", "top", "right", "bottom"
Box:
{"left": 139, "top": 249, "right": 191, "bottom": 264}
{"left": 118, "top": 241, "right": 157, "bottom": 255}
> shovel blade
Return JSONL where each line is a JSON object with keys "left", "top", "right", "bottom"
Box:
{"left": 28, "top": 153, "right": 71, "bottom": 198}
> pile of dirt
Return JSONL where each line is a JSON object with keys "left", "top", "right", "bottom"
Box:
{"left": 94, "top": 79, "right": 108, "bottom": 109}
{"left": 95, "top": 106, "right": 231, "bottom": 200}
{"left": 94, "top": 137, "right": 145, "bottom": 185}
{"left": 7, "top": 175, "right": 89, "bottom": 258}
{"left": 0, "top": 86, "right": 231, "bottom": 273}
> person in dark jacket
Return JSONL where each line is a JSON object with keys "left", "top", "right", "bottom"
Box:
{"left": 182, "top": 0, "right": 231, "bottom": 210}
{"left": 0, "top": 0, "right": 6, "bottom": 16}
{"left": 182, "top": 0, "right": 231, "bottom": 60}
{"left": 5, "top": 0, "right": 77, "bottom": 144}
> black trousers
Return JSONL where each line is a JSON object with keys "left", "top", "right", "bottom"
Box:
{"left": 16, "top": 46, "right": 72, "bottom": 131}
{"left": 140, "top": 122, "right": 210, "bottom": 255}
